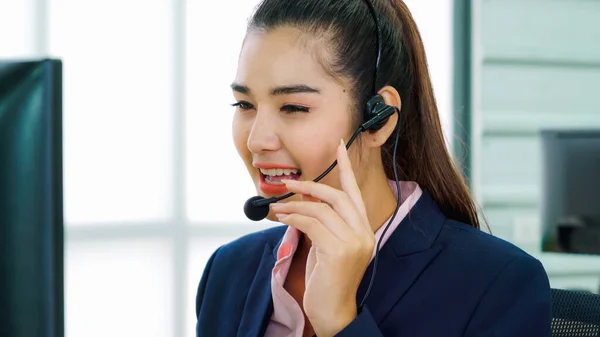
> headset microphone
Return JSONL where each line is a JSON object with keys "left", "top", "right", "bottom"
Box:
{"left": 243, "top": 196, "right": 271, "bottom": 222}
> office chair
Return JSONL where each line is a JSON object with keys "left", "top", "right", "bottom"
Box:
{"left": 551, "top": 288, "right": 600, "bottom": 336}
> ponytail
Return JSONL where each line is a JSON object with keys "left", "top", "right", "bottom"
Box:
{"left": 380, "top": 0, "right": 483, "bottom": 229}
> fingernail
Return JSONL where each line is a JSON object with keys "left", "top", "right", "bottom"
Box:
{"left": 275, "top": 213, "right": 288, "bottom": 221}
{"left": 281, "top": 179, "right": 295, "bottom": 185}
{"left": 340, "top": 138, "right": 346, "bottom": 148}
{"left": 270, "top": 203, "right": 282, "bottom": 210}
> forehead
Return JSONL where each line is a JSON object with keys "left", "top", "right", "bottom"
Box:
{"left": 235, "top": 27, "right": 337, "bottom": 90}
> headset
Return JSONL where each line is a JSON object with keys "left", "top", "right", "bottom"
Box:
{"left": 243, "top": 0, "right": 403, "bottom": 308}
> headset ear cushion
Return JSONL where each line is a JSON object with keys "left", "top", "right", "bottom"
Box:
{"left": 364, "top": 94, "right": 393, "bottom": 131}
{"left": 366, "top": 94, "right": 386, "bottom": 119}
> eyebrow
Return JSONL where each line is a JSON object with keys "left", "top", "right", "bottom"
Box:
{"left": 230, "top": 83, "right": 321, "bottom": 96}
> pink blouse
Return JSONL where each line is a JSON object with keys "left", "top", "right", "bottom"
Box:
{"left": 264, "top": 180, "right": 423, "bottom": 337}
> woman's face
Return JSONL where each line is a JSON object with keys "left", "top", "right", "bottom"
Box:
{"left": 231, "top": 27, "right": 366, "bottom": 221}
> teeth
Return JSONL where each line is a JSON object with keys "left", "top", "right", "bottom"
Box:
{"left": 260, "top": 168, "right": 300, "bottom": 176}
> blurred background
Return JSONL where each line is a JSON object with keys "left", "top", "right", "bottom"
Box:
{"left": 0, "top": 0, "right": 599, "bottom": 337}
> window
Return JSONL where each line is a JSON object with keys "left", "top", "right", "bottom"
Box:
{"left": 185, "top": 0, "right": 263, "bottom": 224}
{"left": 50, "top": 0, "right": 175, "bottom": 225}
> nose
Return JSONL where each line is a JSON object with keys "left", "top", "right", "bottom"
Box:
{"left": 247, "top": 110, "right": 281, "bottom": 154}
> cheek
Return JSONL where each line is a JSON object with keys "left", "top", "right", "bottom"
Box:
{"left": 290, "top": 110, "right": 354, "bottom": 185}
{"left": 232, "top": 115, "right": 251, "bottom": 161}
{"left": 290, "top": 129, "right": 344, "bottom": 186}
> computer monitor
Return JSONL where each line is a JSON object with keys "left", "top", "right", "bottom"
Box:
{"left": 0, "top": 59, "right": 64, "bottom": 337}
{"left": 541, "top": 130, "right": 600, "bottom": 256}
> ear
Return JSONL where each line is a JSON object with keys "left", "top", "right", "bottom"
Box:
{"left": 364, "top": 85, "right": 402, "bottom": 148}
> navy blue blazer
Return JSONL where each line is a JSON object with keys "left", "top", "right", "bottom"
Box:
{"left": 195, "top": 190, "right": 552, "bottom": 336}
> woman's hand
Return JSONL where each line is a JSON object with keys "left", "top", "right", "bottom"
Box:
{"left": 270, "top": 139, "right": 375, "bottom": 337}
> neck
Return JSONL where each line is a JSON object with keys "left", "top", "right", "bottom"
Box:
{"left": 361, "top": 169, "right": 398, "bottom": 233}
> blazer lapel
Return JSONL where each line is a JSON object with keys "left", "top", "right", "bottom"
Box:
{"left": 356, "top": 190, "right": 446, "bottom": 322}
{"left": 237, "top": 243, "right": 277, "bottom": 337}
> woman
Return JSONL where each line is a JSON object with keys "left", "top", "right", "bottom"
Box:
{"left": 195, "top": 0, "right": 553, "bottom": 336}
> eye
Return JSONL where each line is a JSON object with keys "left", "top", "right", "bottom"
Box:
{"left": 281, "top": 104, "right": 310, "bottom": 114}
{"left": 231, "top": 101, "right": 254, "bottom": 111}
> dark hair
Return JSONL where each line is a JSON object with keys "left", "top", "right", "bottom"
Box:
{"left": 247, "top": 0, "right": 482, "bottom": 229}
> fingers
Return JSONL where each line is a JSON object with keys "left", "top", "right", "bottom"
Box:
{"left": 301, "top": 194, "right": 320, "bottom": 203}
{"left": 270, "top": 201, "right": 354, "bottom": 242}
{"left": 337, "top": 139, "right": 369, "bottom": 223}
{"left": 281, "top": 179, "right": 368, "bottom": 235}
{"left": 275, "top": 212, "right": 341, "bottom": 249}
